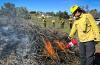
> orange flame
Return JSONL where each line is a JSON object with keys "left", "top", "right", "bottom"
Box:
{"left": 54, "top": 40, "right": 66, "bottom": 52}
{"left": 44, "top": 39, "right": 58, "bottom": 60}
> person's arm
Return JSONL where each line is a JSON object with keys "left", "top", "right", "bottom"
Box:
{"left": 69, "top": 21, "right": 77, "bottom": 38}
{"left": 87, "top": 13, "right": 100, "bottom": 39}
{"left": 82, "top": 16, "right": 87, "bottom": 32}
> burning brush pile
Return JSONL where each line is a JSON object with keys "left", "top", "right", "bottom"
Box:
{"left": 0, "top": 16, "right": 80, "bottom": 65}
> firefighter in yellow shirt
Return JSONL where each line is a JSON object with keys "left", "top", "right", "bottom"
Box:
{"left": 69, "top": 5, "right": 100, "bottom": 65}
{"left": 42, "top": 16, "right": 46, "bottom": 27}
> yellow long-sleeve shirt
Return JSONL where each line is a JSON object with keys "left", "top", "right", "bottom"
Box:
{"left": 69, "top": 13, "right": 100, "bottom": 42}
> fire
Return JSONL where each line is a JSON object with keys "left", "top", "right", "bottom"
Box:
{"left": 44, "top": 39, "right": 59, "bottom": 60}
{"left": 54, "top": 40, "right": 66, "bottom": 52}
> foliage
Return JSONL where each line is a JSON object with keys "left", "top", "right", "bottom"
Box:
{"left": 0, "top": 2, "right": 16, "bottom": 16}
{"left": 46, "top": 12, "right": 56, "bottom": 16}
{"left": 89, "top": 9, "right": 97, "bottom": 16}
{"left": 56, "top": 11, "right": 69, "bottom": 19}
{"left": 30, "top": 11, "right": 37, "bottom": 14}
{"left": 0, "top": 2, "right": 30, "bottom": 19}
{"left": 89, "top": 9, "right": 100, "bottom": 18}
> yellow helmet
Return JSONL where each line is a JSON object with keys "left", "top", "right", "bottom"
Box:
{"left": 70, "top": 5, "right": 79, "bottom": 14}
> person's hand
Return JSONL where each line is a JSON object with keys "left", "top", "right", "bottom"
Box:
{"left": 68, "top": 36, "right": 73, "bottom": 40}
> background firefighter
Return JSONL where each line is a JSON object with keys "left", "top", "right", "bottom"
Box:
{"left": 52, "top": 20, "right": 56, "bottom": 28}
{"left": 60, "top": 18, "right": 65, "bottom": 28}
{"left": 69, "top": 16, "right": 74, "bottom": 29}
{"left": 42, "top": 15, "right": 47, "bottom": 27}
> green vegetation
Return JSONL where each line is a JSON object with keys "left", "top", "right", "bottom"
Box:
{"left": 31, "top": 13, "right": 70, "bottom": 33}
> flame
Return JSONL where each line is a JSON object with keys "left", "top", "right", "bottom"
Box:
{"left": 54, "top": 40, "right": 66, "bottom": 52}
{"left": 44, "top": 39, "right": 58, "bottom": 60}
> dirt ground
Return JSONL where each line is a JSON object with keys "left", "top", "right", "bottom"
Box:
{"left": 95, "top": 42, "right": 100, "bottom": 65}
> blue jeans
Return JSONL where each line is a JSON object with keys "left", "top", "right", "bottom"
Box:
{"left": 79, "top": 41, "right": 96, "bottom": 65}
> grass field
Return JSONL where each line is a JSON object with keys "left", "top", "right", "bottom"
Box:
{"left": 31, "top": 14, "right": 71, "bottom": 33}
